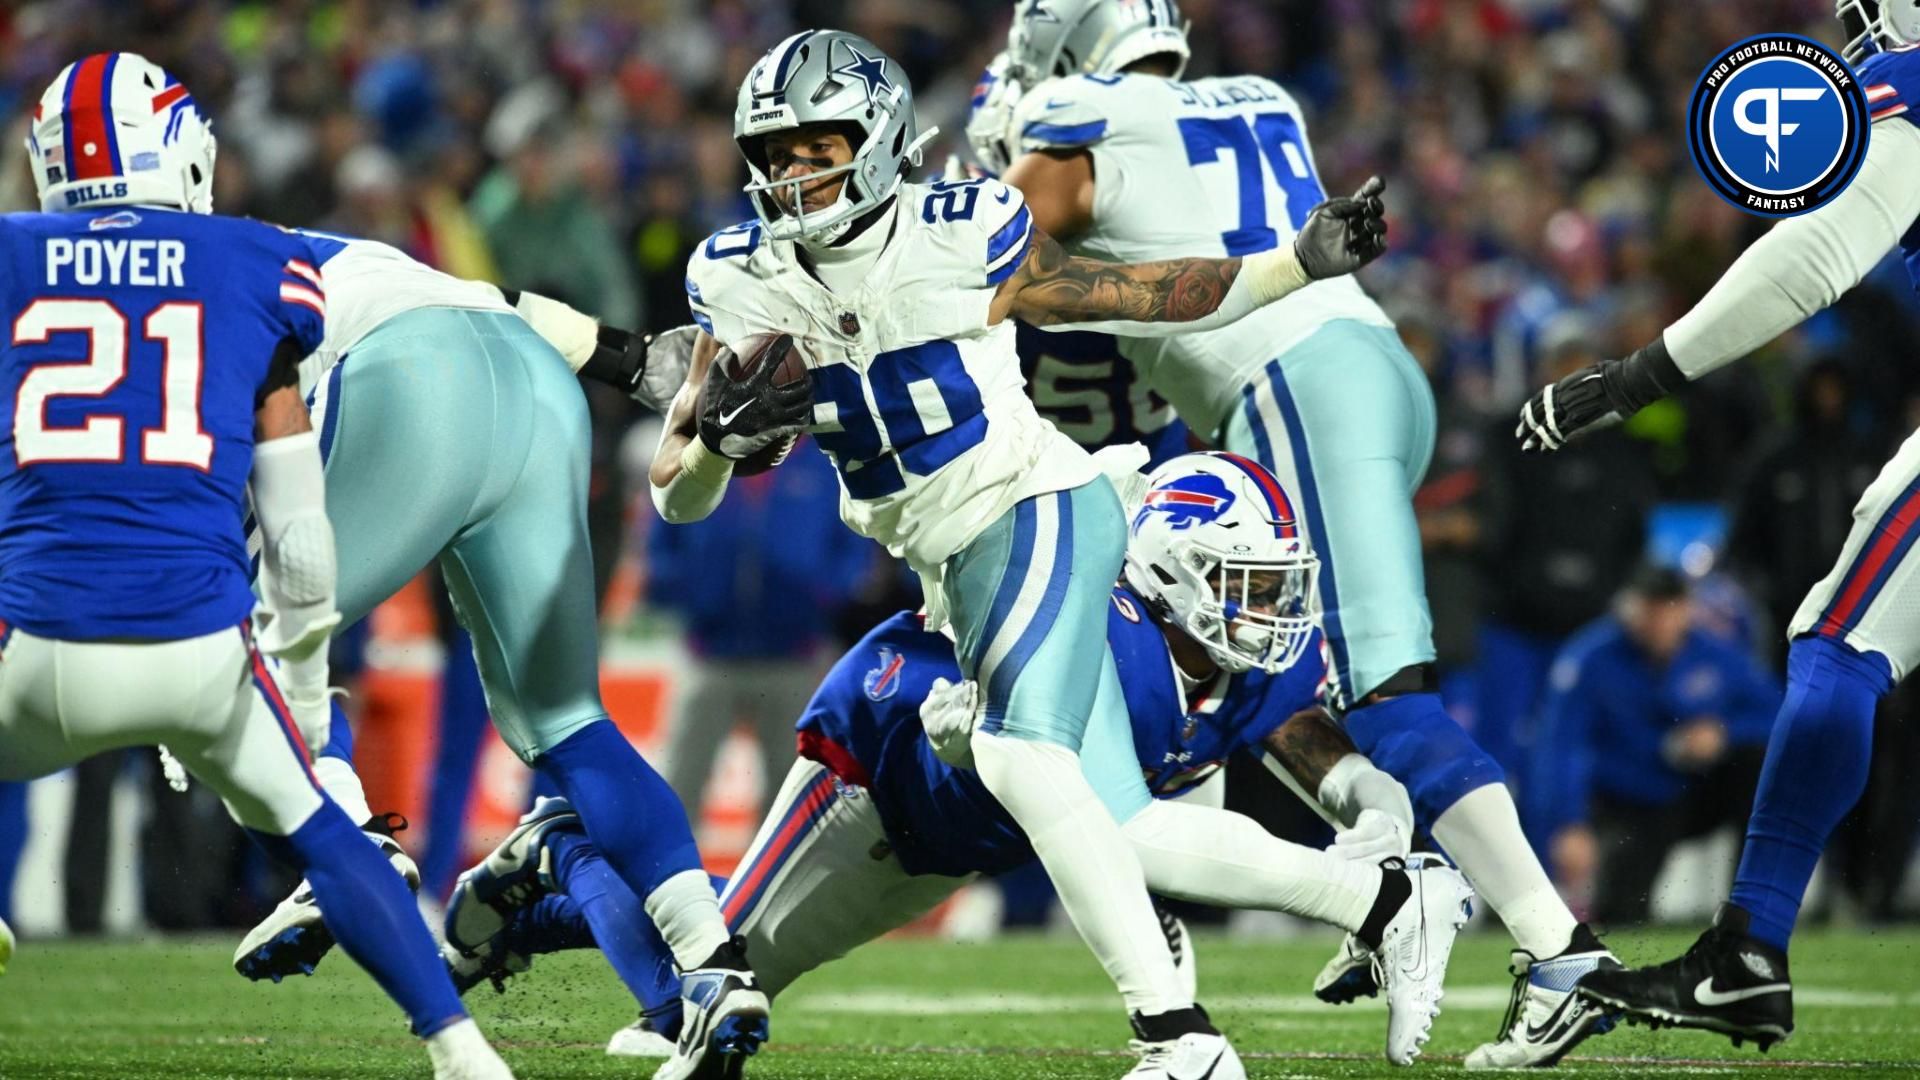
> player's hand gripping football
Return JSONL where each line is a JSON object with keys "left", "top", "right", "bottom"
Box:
{"left": 698, "top": 335, "right": 813, "bottom": 460}
{"left": 1515, "top": 337, "right": 1687, "bottom": 452}
{"left": 1293, "top": 176, "right": 1388, "bottom": 280}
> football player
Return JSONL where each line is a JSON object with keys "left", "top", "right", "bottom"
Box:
{"left": 651, "top": 27, "right": 1387, "bottom": 1080}
{"left": 1521, "top": 0, "right": 1920, "bottom": 1049}
{"left": 976, "top": 2, "right": 1619, "bottom": 1066}
{"left": 0, "top": 54, "right": 510, "bottom": 1079}
{"left": 451, "top": 453, "right": 1472, "bottom": 1068}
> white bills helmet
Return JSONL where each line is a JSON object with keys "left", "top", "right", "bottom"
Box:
{"left": 1124, "top": 453, "right": 1320, "bottom": 675}
{"left": 26, "top": 53, "right": 217, "bottom": 215}
{"left": 966, "top": 52, "right": 1024, "bottom": 176}
{"left": 1839, "top": 0, "right": 1920, "bottom": 62}
{"left": 1007, "top": 0, "right": 1191, "bottom": 85}
{"left": 734, "top": 30, "right": 937, "bottom": 245}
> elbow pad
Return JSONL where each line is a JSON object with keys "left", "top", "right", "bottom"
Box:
{"left": 251, "top": 431, "right": 342, "bottom": 662}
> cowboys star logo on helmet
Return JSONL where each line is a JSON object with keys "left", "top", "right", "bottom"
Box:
{"left": 1687, "top": 33, "right": 1869, "bottom": 217}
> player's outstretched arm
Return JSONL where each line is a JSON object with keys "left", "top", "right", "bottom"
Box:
{"left": 505, "top": 289, "right": 691, "bottom": 412}
{"left": 1518, "top": 119, "right": 1920, "bottom": 452}
{"left": 990, "top": 176, "right": 1387, "bottom": 334}
{"left": 1261, "top": 706, "right": 1415, "bottom": 851}
{"left": 250, "top": 354, "right": 342, "bottom": 754}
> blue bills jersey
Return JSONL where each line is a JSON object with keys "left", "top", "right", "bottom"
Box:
{"left": 0, "top": 208, "right": 325, "bottom": 640}
{"left": 795, "top": 589, "right": 1326, "bottom": 877}
{"left": 1016, "top": 322, "right": 1192, "bottom": 468}
{"left": 1858, "top": 49, "right": 1920, "bottom": 288}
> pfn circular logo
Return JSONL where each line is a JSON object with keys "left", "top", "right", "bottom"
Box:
{"left": 1688, "top": 34, "right": 1869, "bottom": 218}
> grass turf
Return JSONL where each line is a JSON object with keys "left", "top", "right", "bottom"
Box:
{"left": 2, "top": 926, "right": 1918, "bottom": 1077}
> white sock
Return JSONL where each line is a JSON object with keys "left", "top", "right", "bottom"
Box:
{"left": 1432, "top": 784, "right": 1577, "bottom": 957}
{"left": 971, "top": 730, "right": 1185, "bottom": 1016}
{"left": 1123, "top": 799, "right": 1380, "bottom": 933}
{"left": 644, "top": 867, "right": 732, "bottom": 971}
{"left": 312, "top": 755, "right": 373, "bottom": 826}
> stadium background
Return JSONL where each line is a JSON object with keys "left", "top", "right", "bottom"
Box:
{"left": 1, "top": 0, "right": 1917, "bottom": 949}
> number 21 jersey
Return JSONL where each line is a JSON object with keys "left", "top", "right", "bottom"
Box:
{"left": 0, "top": 208, "right": 325, "bottom": 640}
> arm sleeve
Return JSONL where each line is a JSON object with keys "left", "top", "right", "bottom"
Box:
{"left": 1664, "top": 118, "right": 1920, "bottom": 379}
{"left": 250, "top": 431, "right": 341, "bottom": 700}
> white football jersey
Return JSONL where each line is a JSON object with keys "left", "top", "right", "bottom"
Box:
{"left": 292, "top": 231, "right": 515, "bottom": 394}
{"left": 1012, "top": 72, "right": 1394, "bottom": 437}
{"left": 685, "top": 178, "right": 1097, "bottom": 575}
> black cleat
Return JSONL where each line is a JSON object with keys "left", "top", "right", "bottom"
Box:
{"left": 1577, "top": 903, "right": 1793, "bottom": 1050}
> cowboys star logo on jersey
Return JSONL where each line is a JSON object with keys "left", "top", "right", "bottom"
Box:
{"left": 1687, "top": 33, "right": 1870, "bottom": 217}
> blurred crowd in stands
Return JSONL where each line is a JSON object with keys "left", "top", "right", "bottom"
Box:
{"left": 1, "top": 0, "right": 1916, "bottom": 935}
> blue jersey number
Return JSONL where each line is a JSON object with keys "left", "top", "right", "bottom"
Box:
{"left": 808, "top": 341, "right": 987, "bottom": 499}
{"left": 922, "top": 179, "right": 983, "bottom": 223}
{"left": 1177, "top": 112, "right": 1325, "bottom": 255}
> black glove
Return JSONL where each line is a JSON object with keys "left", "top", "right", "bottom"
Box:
{"left": 1515, "top": 337, "right": 1687, "bottom": 452}
{"left": 1293, "top": 176, "right": 1388, "bottom": 280}
{"left": 698, "top": 336, "right": 813, "bottom": 460}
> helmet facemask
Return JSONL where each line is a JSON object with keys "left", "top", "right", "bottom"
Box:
{"left": 1838, "top": 0, "right": 1920, "bottom": 63}
{"left": 1133, "top": 535, "right": 1320, "bottom": 676}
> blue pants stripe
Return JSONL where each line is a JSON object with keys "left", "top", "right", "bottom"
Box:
{"left": 1253, "top": 363, "right": 1353, "bottom": 691}
{"left": 985, "top": 491, "right": 1075, "bottom": 724}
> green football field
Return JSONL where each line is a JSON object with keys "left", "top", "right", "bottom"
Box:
{"left": 4, "top": 926, "right": 1919, "bottom": 1078}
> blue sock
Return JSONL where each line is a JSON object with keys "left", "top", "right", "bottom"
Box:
{"left": 320, "top": 698, "right": 354, "bottom": 765}
{"left": 250, "top": 801, "right": 465, "bottom": 1036}
{"left": 544, "top": 831, "right": 684, "bottom": 1031}
{"left": 422, "top": 630, "right": 490, "bottom": 896}
{"left": 1731, "top": 635, "right": 1890, "bottom": 951}
{"left": 533, "top": 720, "right": 703, "bottom": 903}
{"left": 1342, "top": 691, "right": 1506, "bottom": 829}
{"left": 505, "top": 894, "right": 598, "bottom": 954}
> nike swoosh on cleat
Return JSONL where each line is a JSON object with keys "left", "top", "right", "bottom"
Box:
{"left": 718, "top": 400, "right": 753, "bottom": 425}
{"left": 1694, "top": 978, "right": 1791, "bottom": 1006}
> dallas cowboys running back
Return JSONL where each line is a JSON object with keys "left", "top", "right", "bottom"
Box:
{"left": 977, "top": 1, "right": 1619, "bottom": 1066}
{"left": 447, "top": 453, "right": 1472, "bottom": 1068}
{"left": 1518, "top": 0, "right": 1920, "bottom": 1049}
{"left": 219, "top": 234, "right": 765, "bottom": 1080}
{"left": 0, "top": 52, "right": 510, "bottom": 1080}
{"left": 651, "top": 27, "right": 1387, "bottom": 1080}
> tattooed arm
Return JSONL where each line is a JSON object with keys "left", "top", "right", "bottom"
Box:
{"left": 1260, "top": 705, "right": 1415, "bottom": 833}
{"left": 988, "top": 176, "right": 1387, "bottom": 334}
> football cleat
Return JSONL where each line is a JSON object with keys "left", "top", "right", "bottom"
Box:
{"left": 0, "top": 913, "right": 14, "bottom": 976}
{"left": 1577, "top": 903, "right": 1792, "bottom": 1051}
{"left": 425, "top": 1016, "right": 516, "bottom": 1080}
{"left": 444, "top": 796, "right": 580, "bottom": 957}
{"left": 1373, "top": 860, "right": 1474, "bottom": 1065}
{"left": 653, "top": 936, "right": 769, "bottom": 1080}
{"left": 234, "top": 812, "right": 419, "bottom": 981}
{"left": 607, "top": 1012, "right": 681, "bottom": 1058}
{"left": 442, "top": 939, "right": 531, "bottom": 997}
{"left": 1314, "top": 932, "right": 1378, "bottom": 1004}
{"left": 1466, "top": 923, "right": 1621, "bottom": 1069}
{"left": 1125, "top": 1010, "right": 1246, "bottom": 1080}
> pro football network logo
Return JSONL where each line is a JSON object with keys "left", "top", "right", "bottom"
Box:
{"left": 1688, "top": 34, "right": 1869, "bottom": 218}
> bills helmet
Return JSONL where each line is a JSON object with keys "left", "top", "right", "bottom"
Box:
{"left": 966, "top": 52, "right": 1024, "bottom": 176}
{"left": 1007, "top": 0, "right": 1191, "bottom": 86}
{"left": 27, "top": 53, "right": 217, "bottom": 215}
{"left": 1124, "top": 452, "right": 1319, "bottom": 675}
{"left": 734, "top": 31, "right": 937, "bottom": 245}
{"left": 1839, "top": 0, "right": 1920, "bottom": 63}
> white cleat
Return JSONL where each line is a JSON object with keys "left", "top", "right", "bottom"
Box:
{"left": 1465, "top": 924, "right": 1620, "bottom": 1069}
{"left": 1125, "top": 1031, "right": 1247, "bottom": 1080}
{"left": 608, "top": 1014, "right": 679, "bottom": 1057}
{"left": 425, "top": 1017, "right": 515, "bottom": 1080}
{"left": 653, "top": 937, "right": 770, "bottom": 1080}
{"left": 1313, "top": 932, "right": 1378, "bottom": 1004}
{"left": 0, "top": 913, "right": 14, "bottom": 976}
{"left": 233, "top": 814, "right": 420, "bottom": 981}
{"left": 1373, "top": 860, "right": 1474, "bottom": 1066}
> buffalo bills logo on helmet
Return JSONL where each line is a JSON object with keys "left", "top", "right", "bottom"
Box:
{"left": 1134, "top": 472, "right": 1236, "bottom": 533}
{"left": 863, "top": 647, "right": 905, "bottom": 701}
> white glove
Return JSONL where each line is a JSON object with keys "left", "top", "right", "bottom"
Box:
{"left": 286, "top": 691, "right": 333, "bottom": 758}
{"left": 920, "top": 677, "right": 982, "bottom": 768}
{"left": 1331, "top": 807, "right": 1411, "bottom": 865}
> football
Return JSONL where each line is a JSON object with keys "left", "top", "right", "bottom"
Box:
{"left": 706, "top": 332, "right": 811, "bottom": 476}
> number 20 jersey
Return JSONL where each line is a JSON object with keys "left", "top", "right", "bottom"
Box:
{"left": 0, "top": 208, "right": 325, "bottom": 640}
{"left": 1012, "top": 73, "right": 1394, "bottom": 438}
{"left": 685, "top": 178, "right": 1098, "bottom": 576}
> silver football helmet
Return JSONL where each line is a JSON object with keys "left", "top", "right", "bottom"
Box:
{"left": 1839, "top": 0, "right": 1920, "bottom": 63}
{"left": 734, "top": 30, "right": 936, "bottom": 245}
{"left": 1006, "top": 0, "right": 1191, "bottom": 85}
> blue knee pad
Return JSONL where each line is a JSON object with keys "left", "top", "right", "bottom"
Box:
{"left": 1343, "top": 691, "right": 1505, "bottom": 829}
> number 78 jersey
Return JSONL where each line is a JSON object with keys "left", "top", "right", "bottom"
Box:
{"left": 1012, "top": 73, "right": 1395, "bottom": 437}
{"left": 685, "top": 178, "right": 1097, "bottom": 574}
